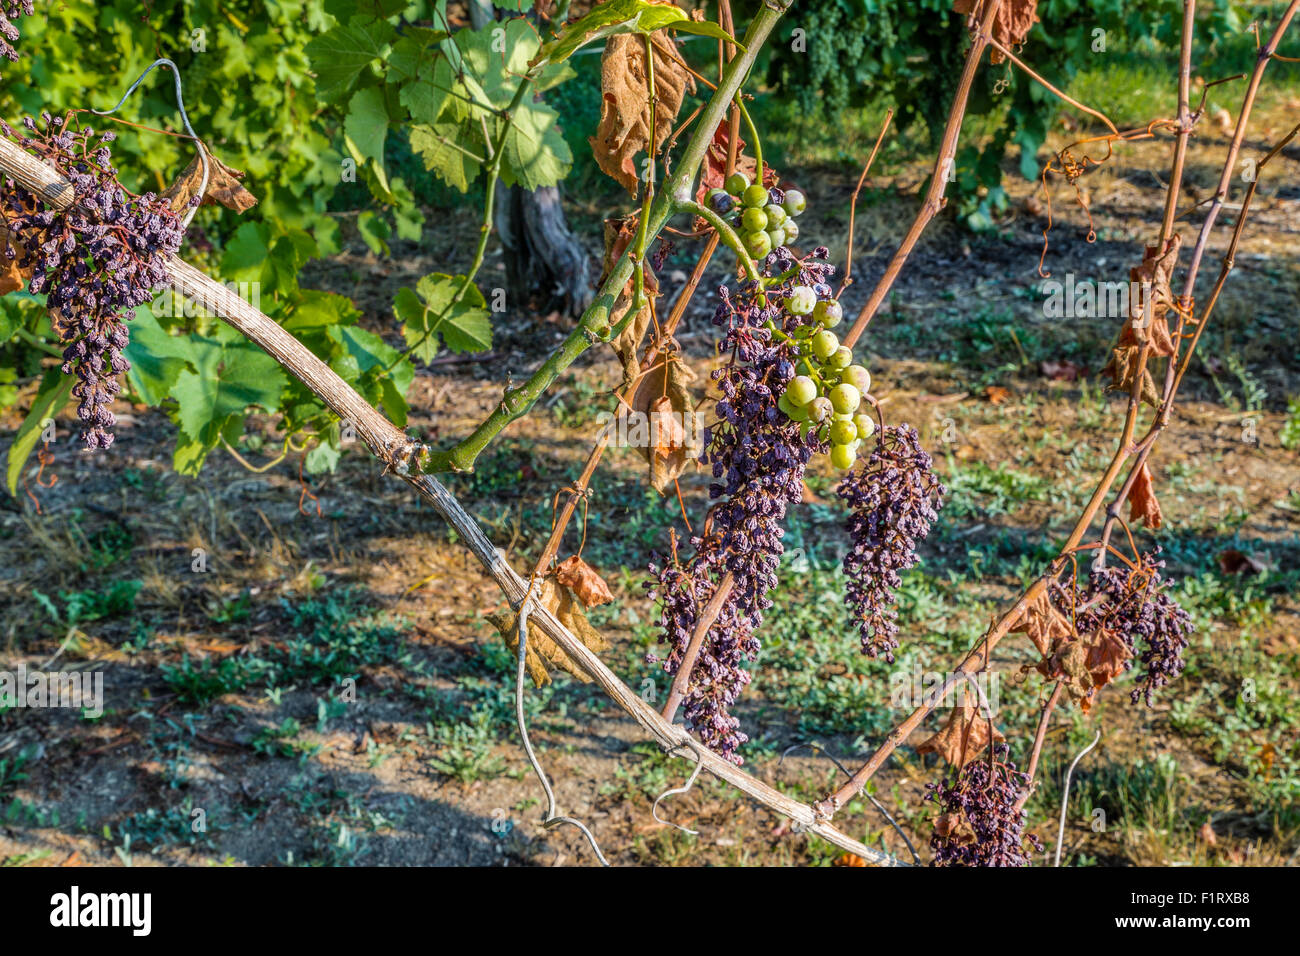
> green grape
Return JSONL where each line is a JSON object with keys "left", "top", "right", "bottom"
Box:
{"left": 767, "top": 227, "right": 786, "bottom": 250}
{"left": 784, "top": 375, "right": 817, "bottom": 407}
{"left": 829, "top": 419, "right": 857, "bottom": 445}
{"left": 724, "top": 172, "right": 749, "bottom": 195}
{"left": 807, "top": 396, "right": 833, "bottom": 423}
{"left": 852, "top": 413, "right": 875, "bottom": 439}
{"left": 811, "top": 329, "right": 839, "bottom": 361}
{"left": 784, "top": 189, "right": 807, "bottom": 215}
{"left": 827, "top": 346, "right": 853, "bottom": 370}
{"left": 742, "top": 184, "right": 769, "bottom": 208}
{"left": 830, "top": 443, "right": 857, "bottom": 470}
{"left": 778, "top": 393, "right": 810, "bottom": 422}
{"left": 830, "top": 382, "right": 861, "bottom": 414}
{"left": 742, "top": 230, "right": 772, "bottom": 258}
{"left": 842, "top": 365, "right": 871, "bottom": 394}
{"left": 741, "top": 207, "right": 768, "bottom": 232}
{"left": 783, "top": 219, "right": 800, "bottom": 243}
{"left": 786, "top": 286, "right": 816, "bottom": 315}
{"left": 814, "top": 298, "right": 843, "bottom": 328}
{"left": 765, "top": 204, "right": 788, "bottom": 227}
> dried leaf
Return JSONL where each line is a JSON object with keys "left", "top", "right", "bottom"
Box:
{"left": 486, "top": 577, "right": 608, "bottom": 688}
{"left": 1047, "top": 628, "right": 1132, "bottom": 712}
{"left": 694, "top": 123, "right": 760, "bottom": 205}
{"left": 590, "top": 31, "right": 694, "bottom": 196}
{"left": 161, "top": 152, "right": 258, "bottom": 216}
{"left": 1101, "top": 343, "right": 1162, "bottom": 407}
{"left": 0, "top": 219, "right": 31, "bottom": 295}
{"left": 954, "top": 0, "right": 1039, "bottom": 62}
{"left": 1119, "top": 235, "right": 1181, "bottom": 357}
{"left": 1040, "top": 359, "right": 1082, "bottom": 381}
{"left": 602, "top": 216, "right": 659, "bottom": 390}
{"left": 621, "top": 356, "right": 700, "bottom": 494}
{"left": 555, "top": 554, "right": 614, "bottom": 608}
{"left": 1216, "top": 549, "right": 1269, "bottom": 576}
{"left": 1010, "top": 590, "right": 1072, "bottom": 657}
{"left": 1126, "top": 462, "right": 1164, "bottom": 530}
{"left": 0, "top": 250, "right": 23, "bottom": 295}
{"left": 916, "top": 705, "right": 1005, "bottom": 769}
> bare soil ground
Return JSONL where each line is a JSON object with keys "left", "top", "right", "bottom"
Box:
{"left": 1, "top": 98, "right": 1298, "bottom": 867}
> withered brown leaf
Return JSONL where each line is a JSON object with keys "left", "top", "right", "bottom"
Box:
{"left": 555, "top": 554, "right": 614, "bottom": 608}
{"left": 486, "top": 577, "right": 608, "bottom": 688}
{"left": 601, "top": 215, "right": 659, "bottom": 391}
{"left": 162, "top": 151, "right": 258, "bottom": 216}
{"left": 694, "top": 123, "right": 761, "bottom": 205}
{"left": 0, "top": 219, "right": 31, "bottom": 295}
{"left": 1046, "top": 628, "right": 1132, "bottom": 711}
{"left": 1120, "top": 235, "right": 1181, "bottom": 357}
{"left": 590, "top": 32, "right": 694, "bottom": 196}
{"left": 1126, "top": 462, "right": 1163, "bottom": 529}
{"left": 1101, "top": 343, "right": 1163, "bottom": 408}
{"left": 619, "top": 356, "right": 701, "bottom": 494}
{"left": 916, "top": 704, "right": 1005, "bottom": 769}
{"left": 954, "top": 0, "right": 1039, "bottom": 62}
{"left": 1010, "top": 589, "right": 1072, "bottom": 657}
{"left": 1216, "top": 548, "right": 1269, "bottom": 576}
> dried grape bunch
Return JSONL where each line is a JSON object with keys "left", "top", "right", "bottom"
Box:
{"left": 647, "top": 556, "right": 757, "bottom": 759}
{"left": 1, "top": 1, "right": 33, "bottom": 62}
{"left": 1, "top": 112, "right": 184, "bottom": 447}
{"left": 647, "top": 246, "right": 836, "bottom": 762}
{"left": 924, "top": 744, "right": 1042, "bottom": 867}
{"left": 1055, "top": 549, "right": 1194, "bottom": 706}
{"left": 837, "top": 425, "right": 945, "bottom": 661}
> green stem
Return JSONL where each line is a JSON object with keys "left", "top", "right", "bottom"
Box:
{"left": 421, "top": 1, "right": 795, "bottom": 474}
{"left": 13, "top": 327, "right": 64, "bottom": 359}
{"left": 735, "top": 94, "right": 763, "bottom": 181}
{"left": 630, "top": 34, "right": 657, "bottom": 315}
{"left": 679, "top": 199, "right": 758, "bottom": 281}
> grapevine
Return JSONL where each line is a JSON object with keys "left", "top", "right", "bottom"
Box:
{"left": 0, "top": 0, "right": 1295, "bottom": 873}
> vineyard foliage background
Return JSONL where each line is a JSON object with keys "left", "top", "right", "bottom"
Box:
{"left": 0, "top": 0, "right": 1298, "bottom": 866}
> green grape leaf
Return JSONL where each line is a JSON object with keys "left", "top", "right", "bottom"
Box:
{"left": 171, "top": 336, "right": 289, "bottom": 445}
{"left": 388, "top": 28, "right": 449, "bottom": 83}
{"left": 408, "top": 123, "right": 480, "bottom": 192}
{"left": 395, "top": 273, "right": 492, "bottom": 364}
{"left": 305, "top": 423, "right": 343, "bottom": 474}
{"left": 305, "top": 19, "right": 395, "bottom": 101}
{"left": 533, "top": 0, "right": 743, "bottom": 66}
{"left": 171, "top": 429, "right": 210, "bottom": 476}
{"left": 283, "top": 290, "right": 363, "bottom": 333}
{"left": 344, "top": 86, "right": 391, "bottom": 194}
{"left": 400, "top": 77, "right": 452, "bottom": 126}
{"left": 123, "top": 307, "right": 195, "bottom": 406}
{"left": 220, "top": 222, "right": 273, "bottom": 285}
{"left": 393, "top": 287, "right": 437, "bottom": 364}
{"left": 356, "top": 210, "right": 392, "bottom": 255}
{"left": 501, "top": 100, "right": 573, "bottom": 190}
{"left": 5, "top": 368, "right": 74, "bottom": 496}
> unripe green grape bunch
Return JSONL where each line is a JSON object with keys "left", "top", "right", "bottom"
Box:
{"left": 774, "top": 289, "right": 876, "bottom": 471}
{"left": 708, "top": 175, "right": 873, "bottom": 470}
{"left": 707, "top": 172, "right": 807, "bottom": 261}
